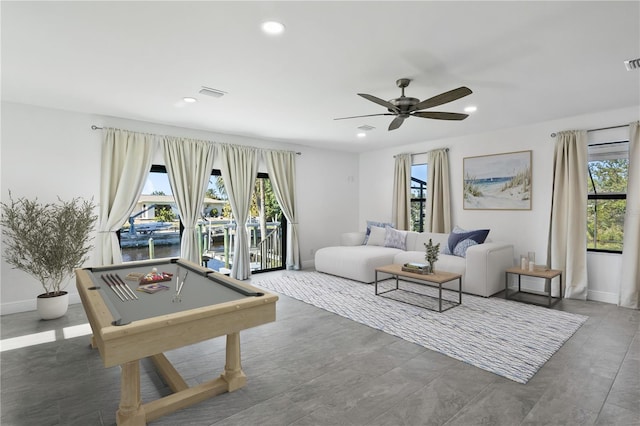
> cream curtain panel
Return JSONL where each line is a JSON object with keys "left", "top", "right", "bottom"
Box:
{"left": 96, "top": 128, "right": 156, "bottom": 265}
{"left": 264, "top": 150, "right": 301, "bottom": 269}
{"left": 619, "top": 121, "right": 640, "bottom": 309}
{"left": 426, "top": 149, "right": 452, "bottom": 233}
{"left": 548, "top": 130, "right": 588, "bottom": 300}
{"left": 163, "top": 137, "right": 215, "bottom": 265}
{"left": 218, "top": 144, "right": 258, "bottom": 280}
{"left": 392, "top": 154, "right": 412, "bottom": 230}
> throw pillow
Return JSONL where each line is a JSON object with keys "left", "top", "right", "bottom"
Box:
{"left": 445, "top": 226, "right": 490, "bottom": 257}
{"left": 363, "top": 220, "right": 394, "bottom": 244}
{"left": 366, "top": 225, "right": 387, "bottom": 246}
{"left": 453, "top": 238, "right": 479, "bottom": 257}
{"left": 383, "top": 226, "right": 407, "bottom": 250}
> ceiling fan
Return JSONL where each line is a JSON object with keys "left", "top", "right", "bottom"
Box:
{"left": 335, "top": 78, "right": 473, "bottom": 131}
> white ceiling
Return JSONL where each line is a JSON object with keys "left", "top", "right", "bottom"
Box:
{"left": 2, "top": 1, "right": 639, "bottom": 153}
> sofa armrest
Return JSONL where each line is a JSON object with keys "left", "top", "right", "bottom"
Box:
{"left": 340, "top": 232, "right": 366, "bottom": 246}
{"left": 464, "top": 242, "right": 515, "bottom": 297}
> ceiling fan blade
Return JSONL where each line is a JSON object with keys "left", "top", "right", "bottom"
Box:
{"left": 334, "top": 113, "right": 395, "bottom": 121}
{"left": 388, "top": 116, "right": 406, "bottom": 130}
{"left": 358, "top": 93, "right": 400, "bottom": 113}
{"left": 412, "top": 86, "right": 473, "bottom": 111}
{"left": 413, "top": 111, "right": 469, "bottom": 121}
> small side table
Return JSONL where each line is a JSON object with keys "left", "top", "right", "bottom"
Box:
{"left": 505, "top": 266, "right": 564, "bottom": 307}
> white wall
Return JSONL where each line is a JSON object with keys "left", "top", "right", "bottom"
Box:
{"left": 1, "top": 101, "right": 636, "bottom": 313}
{"left": 0, "top": 102, "right": 359, "bottom": 314}
{"left": 358, "top": 106, "right": 639, "bottom": 304}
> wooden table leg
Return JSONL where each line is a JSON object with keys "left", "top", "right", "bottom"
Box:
{"left": 221, "top": 332, "right": 247, "bottom": 392}
{"left": 117, "top": 360, "right": 146, "bottom": 426}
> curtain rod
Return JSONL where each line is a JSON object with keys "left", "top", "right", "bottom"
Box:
{"left": 393, "top": 148, "right": 449, "bottom": 158}
{"left": 91, "top": 125, "right": 302, "bottom": 155}
{"left": 550, "top": 124, "right": 628, "bottom": 138}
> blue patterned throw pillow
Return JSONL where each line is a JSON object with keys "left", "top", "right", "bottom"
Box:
{"left": 444, "top": 226, "right": 490, "bottom": 257}
{"left": 363, "top": 220, "right": 395, "bottom": 244}
{"left": 383, "top": 226, "right": 407, "bottom": 250}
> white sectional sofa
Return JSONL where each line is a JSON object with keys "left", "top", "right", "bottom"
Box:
{"left": 314, "top": 227, "right": 514, "bottom": 297}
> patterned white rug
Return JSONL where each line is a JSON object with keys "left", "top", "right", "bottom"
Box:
{"left": 252, "top": 271, "right": 588, "bottom": 384}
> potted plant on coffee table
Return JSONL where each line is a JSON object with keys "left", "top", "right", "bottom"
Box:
{"left": 424, "top": 238, "right": 440, "bottom": 274}
{"left": 1, "top": 192, "right": 97, "bottom": 319}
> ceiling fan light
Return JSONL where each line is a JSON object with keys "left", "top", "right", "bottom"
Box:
{"left": 357, "top": 125, "right": 375, "bottom": 131}
{"left": 357, "top": 132, "right": 366, "bottom": 138}
{"left": 624, "top": 58, "right": 640, "bottom": 71}
{"left": 464, "top": 105, "right": 477, "bottom": 113}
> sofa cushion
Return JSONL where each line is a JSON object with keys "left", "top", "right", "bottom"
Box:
{"left": 383, "top": 226, "right": 407, "bottom": 250}
{"left": 406, "top": 232, "right": 449, "bottom": 252}
{"left": 315, "top": 245, "right": 402, "bottom": 283}
{"left": 366, "top": 225, "right": 386, "bottom": 246}
{"left": 444, "top": 226, "right": 490, "bottom": 257}
{"left": 363, "top": 220, "right": 394, "bottom": 244}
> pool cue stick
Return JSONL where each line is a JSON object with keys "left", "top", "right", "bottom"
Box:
{"left": 106, "top": 274, "right": 130, "bottom": 301}
{"left": 113, "top": 274, "right": 138, "bottom": 300}
{"left": 107, "top": 274, "right": 133, "bottom": 300}
{"left": 177, "top": 271, "right": 189, "bottom": 296}
{"left": 175, "top": 266, "right": 180, "bottom": 295}
{"left": 109, "top": 274, "right": 133, "bottom": 300}
{"left": 101, "top": 275, "right": 126, "bottom": 302}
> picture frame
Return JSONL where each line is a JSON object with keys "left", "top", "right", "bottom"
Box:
{"left": 463, "top": 150, "right": 532, "bottom": 210}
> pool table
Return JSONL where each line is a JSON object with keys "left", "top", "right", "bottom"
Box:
{"left": 76, "top": 258, "right": 278, "bottom": 426}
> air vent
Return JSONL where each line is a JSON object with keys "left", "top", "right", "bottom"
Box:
{"left": 357, "top": 125, "right": 376, "bottom": 131}
{"left": 624, "top": 58, "right": 640, "bottom": 71}
{"left": 199, "top": 86, "right": 226, "bottom": 98}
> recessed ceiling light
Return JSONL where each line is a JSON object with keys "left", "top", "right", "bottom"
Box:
{"left": 261, "top": 21, "right": 285, "bottom": 35}
{"left": 357, "top": 132, "right": 366, "bottom": 138}
{"left": 183, "top": 97, "right": 197, "bottom": 103}
{"left": 464, "top": 105, "right": 477, "bottom": 113}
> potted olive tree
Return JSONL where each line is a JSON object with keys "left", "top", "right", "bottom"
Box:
{"left": 1, "top": 192, "right": 97, "bottom": 319}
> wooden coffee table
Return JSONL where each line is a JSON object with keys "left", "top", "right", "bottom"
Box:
{"left": 374, "top": 264, "right": 462, "bottom": 312}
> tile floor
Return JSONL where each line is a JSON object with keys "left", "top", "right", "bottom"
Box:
{"left": 1, "top": 269, "right": 638, "bottom": 425}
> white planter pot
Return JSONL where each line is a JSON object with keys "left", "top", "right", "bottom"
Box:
{"left": 36, "top": 291, "right": 69, "bottom": 320}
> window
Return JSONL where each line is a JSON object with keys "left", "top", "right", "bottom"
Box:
{"left": 120, "top": 166, "right": 180, "bottom": 262}
{"left": 410, "top": 163, "right": 427, "bottom": 232}
{"left": 120, "top": 166, "right": 286, "bottom": 273}
{"left": 587, "top": 141, "right": 628, "bottom": 252}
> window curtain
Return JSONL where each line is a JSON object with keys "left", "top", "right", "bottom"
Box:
{"left": 218, "top": 144, "right": 258, "bottom": 280}
{"left": 163, "top": 137, "right": 215, "bottom": 265}
{"left": 264, "top": 150, "right": 301, "bottom": 270}
{"left": 619, "top": 121, "right": 640, "bottom": 309}
{"left": 392, "top": 154, "right": 412, "bottom": 230}
{"left": 547, "top": 130, "right": 588, "bottom": 299}
{"left": 96, "top": 128, "right": 156, "bottom": 265}
{"left": 426, "top": 149, "right": 452, "bottom": 233}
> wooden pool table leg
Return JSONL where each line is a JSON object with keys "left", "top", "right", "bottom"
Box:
{"left": 116, "top": 360, "right": 146, "bottom": 426}
{"left": 221, "top": 332, "right": 247, "bottom": 392}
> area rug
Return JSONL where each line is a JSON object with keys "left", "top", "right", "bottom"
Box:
{"left": 252, "top": 271, "right": 588, "bottom": 384}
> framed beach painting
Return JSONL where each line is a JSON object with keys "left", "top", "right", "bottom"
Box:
{"left": 463, "top": 150, "right": 532, "bottom": 210}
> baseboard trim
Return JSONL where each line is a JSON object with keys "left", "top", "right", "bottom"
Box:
{"left": 587, "top": 289, "right": 618, "bottom": 305}
{"left": 1, "top": 293, "right": 82, "bottom": 315}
